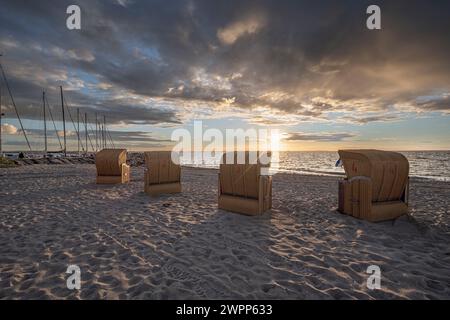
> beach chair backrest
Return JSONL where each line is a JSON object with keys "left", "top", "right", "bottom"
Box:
{"left": 338, "top": 149, "right": 409, "bottom": 202}
{"left": 95, "top": 149, "right": 127, "bottom": 176}
{"left": 219, "top": 152, "right": 271, "bottom": 199}
{"left": 144, "top": 151, "right": 180, "bottom": 185}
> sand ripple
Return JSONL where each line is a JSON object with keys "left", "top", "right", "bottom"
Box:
{"left": 0, "top": 165, "right": 449, "bottom": 299}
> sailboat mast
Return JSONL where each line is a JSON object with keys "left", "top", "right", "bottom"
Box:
{"left": 103, "top": 115, "right": 106, "bottom": 148}
{"left": 43, "top": 90, "right": 47, "bottom": 153}
{"left": 60, "top": 86, "right": 66, "bottom": 156}
{"left": 95, "top": 112, "right": 98, "bottom": 151}
{"left": 77, "top": 108, "right": 80, "bottom": 155}
{"left": 85, "top": 113, "right": 88, "bottom": 155}
{"left": 100, "top": 122, "right": 103, "bottom": 149}
{"left": 100, "top": 123, "right": 103, "bottom": 149}
{"left": 0, "top": 59, "right": 32, "bottom": 151}
{"left": 0, "top": 85, "right": 2, "bottom": 155}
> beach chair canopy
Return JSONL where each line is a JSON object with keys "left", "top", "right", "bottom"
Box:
{"left": 221, "top": 151, "right": 271, "bottom": 166}
{"left": 144, "top": 151, "right": 180, "bottom": 185}
{"left": 220, "top": 151, "right": 271, "bottom": 199}
{"left": 95, "top": 149, "right": 127, "bottom": 176}
{"left": 338, "top": 149, "right": 409, "bottom": 202}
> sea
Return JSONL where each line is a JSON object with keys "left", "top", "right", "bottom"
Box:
{"left": 180, "top": 151, "right": 450, "bottom": 182}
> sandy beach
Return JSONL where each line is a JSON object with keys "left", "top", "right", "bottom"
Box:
{"left": 0, "top": 164, "right": 449, "bottom": 300}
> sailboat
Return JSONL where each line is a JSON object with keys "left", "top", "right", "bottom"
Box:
{"left": 1, "top": 55, "right": 115, "bottom": 158}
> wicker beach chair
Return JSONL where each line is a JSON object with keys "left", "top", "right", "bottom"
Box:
{"left": 144, "top": 151, "right": 181, "bottom": 195}
{"left": 218, "top": 151, "right": 272, "bottom": 215}
{"left": 95, "top": 149, "right": 130, "bottom": 184}
{"left": 337, "top": 149, "right": 409, "bottom": 222}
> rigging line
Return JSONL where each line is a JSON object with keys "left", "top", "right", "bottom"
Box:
{"left": 63, "top": 95, "right": 85, "bottom": 152}
{"left": 87, "top": 123, "right": 95, "bottom": 133}
{"left": 38, "top": 92, "right": 43, "bottom": 132}
{"left": 107, "top": 127, "right": 115, "bottom": 149}
{"left": 63, "top": 96, "right": 85, "bottom": 152}
{"left": 83, "top": 119, "right": 95, "bottom": 151}
{"left": 44, "top": 95, "right": 63, "bottom": 150}
{"left": 0, "top": 63, "right": 32, "bottom": 150}
{"left": 105, "top": 125, "right": 115, "bottom": 149}
{"left": 87, "top": 123, "right": 97, "bottom": 151}
{"left": 43, "top": 91, "right": 47, "bottom": 153}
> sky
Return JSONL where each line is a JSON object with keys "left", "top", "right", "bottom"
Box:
{"left": 0, "top": 0, "right": 449, "bottom": 152}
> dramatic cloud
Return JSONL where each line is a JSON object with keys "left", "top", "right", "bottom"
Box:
{"left": 107, "top": 130, "right": 172, "bottom": 143}
{"left": 57, "top": 130, "right": 76, "bottom": 137}
{"left": 1, "top": 123, "right": 18, "bottom": 135}
{"left": 286, "top": 132, "right": 356, "bottom": 142}
{"left": 412, "top": 94, "right": 450, "bottom": 113}
{"left": 217, "top": 14, "right": 266, "bottom": 45}
{"left": 339, "top": 114, "right": 401, "bottom": 125}
{"left": 0, "top": 0, "right": 449, "bottom": 150}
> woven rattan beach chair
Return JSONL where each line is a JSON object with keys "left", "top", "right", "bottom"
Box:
{"left": 337, "top": 149, "right": 409, "bottom": 222}
{"left": 95, "top": 149, "right": 130, "bottom": 184}
{"left": 144, "top": 151, "right": 181, "bottom": 196}
{"left": 218, "top": 151, "right": 272, "bottom": 216}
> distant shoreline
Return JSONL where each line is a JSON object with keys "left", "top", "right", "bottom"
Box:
{"left": 2, "top": 158, "right": 449, "bottom": 183}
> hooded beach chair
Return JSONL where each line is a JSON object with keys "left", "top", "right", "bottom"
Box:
{"left": 144, "top": 151, "right": 181, "bottom": 195}
{"left": 337, "top": 149, "right": 409, "bottom": 222}
{"left": 95, "top": 149, "right": 130, "bottom": 184}
{"left": 218, "top": 151, "right": 272, "bottom": 216}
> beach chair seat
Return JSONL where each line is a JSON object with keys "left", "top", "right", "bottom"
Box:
{"left": 337, "top": 149, "right": 409, "bottom": 222}
{"left": 95, "top": 149, "right": 130, "bottom": 184}
{"left": 218, "top": 151, "right": 272, "bottom": 215}
{"left": 144, "top": 151, "right": 181, "bottom": 196}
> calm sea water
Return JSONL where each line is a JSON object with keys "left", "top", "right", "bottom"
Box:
{"left": 181, "top": 151, "right": 450, "bottom": 182}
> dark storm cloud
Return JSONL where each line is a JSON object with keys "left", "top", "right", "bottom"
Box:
{"left": 107, "top": 130, "right": 173, "bottom": 143}
{"left": 18, "top": 127, "right": 172, "bottom": 144}
{"left": 413, "top": 96, "right": 450, "bottom": 112}
{"left": 340, "top": 114, "right": 400, "bottom": 124}
{"left": 286, "top": 132, "right": 356, "bottom": 142}
{"left": 0, "top": 0, "right": 449, "bottom": 126}
{"left": 0, "top": 72, "right": 180, "bottom": 125}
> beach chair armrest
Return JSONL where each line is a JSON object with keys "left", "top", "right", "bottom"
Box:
{"left": 258, "top": 175, "right": 272, "bottom": 212}
{"left": 121, "top": 163, "right": 130, "bottom": 182}
{"left": 144, "top": 168, "right": 148, "bottom": 189}
{"left": 402, "top": 177, "right": 409, "bottom": 205}
{"left": 348, "top": 176, "right": 372, "bottom": 219}
{"left": 218, "top": 172, "right": 222, "bottom": 199}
